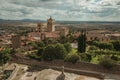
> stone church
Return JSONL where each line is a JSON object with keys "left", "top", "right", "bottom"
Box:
{"left": 28, "top": 17, "right": 69, "bottom": 41}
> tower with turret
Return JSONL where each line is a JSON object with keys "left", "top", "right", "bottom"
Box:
{"left": 47, "top": 16, "right": 55, "bottom": 32}
{"left": 37, "top": 23, "right": 43, "bottom": 32}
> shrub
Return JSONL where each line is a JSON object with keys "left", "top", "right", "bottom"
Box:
{"left": 92, "top": 41, "right": 113, "bottom": 50}
{"left": 111, "top": 55, "right": 119, "bottom": 61}
{"left": 64, "top": 54, "right": 80, "bottom": 64}
{"left": 99, "top": 56, "right": 116, "bottom": 69}
{"left": 86, "top": 53, "right": 92, "bottom": 62}
{"left": 37, "top": 48, "right": 44, "bottom": 56}
{"left": 79, "top": 53, "right": 92, "bottom": 62}
{"left": 28, "top": 53, "right": 41, "bottom": 61}
{"left": 63, "top": 42, "right": 72, "bottom": 53}
{"left": 111, "top": 40, "right": 120, "bottom": 51}
{"left": 36, "top": 41, "right": 45, "bottom": 48}
{"left": 89, "top": 50, "right": 120, "bottom": 55}
{"left": 89, "top": 46, "right": 99, "bottom": 50}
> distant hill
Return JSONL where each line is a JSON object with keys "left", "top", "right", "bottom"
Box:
{"left": 0, "top": 18, "right": 120, "bottom": 24}
{"left": 56, "top": 21, "right": 120, "bottom": 24}
{"left": 0, "top": 19, "right": 45, "bottom": 23}
{"left": 0, "top": 19, "right": 46, "bottom": 27}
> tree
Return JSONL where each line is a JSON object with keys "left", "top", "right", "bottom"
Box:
{"left": 64, "top": 54, "right": 80, "bottom": 64}
{"left": 93, "top": 41, "right": 113, "bottom": 50}
{"left": 89, "top": 46, "right": 99, "bottom": 50}
{"left": 63, "top": 42, "right": 72, "bottom": 53}
{"left": 28, "top": 41, "right": 37, "bottom": 50}
{"left": 59, "top": 35, "right": 68, "bottom": 44}
{"left": 111, "top": 55, "right": 119, "bottom": 61}
{"left": 78, "top": 32, "right": 86, "bottom": 53}
{"left": 42, "top": 43, "right": 67, "bottom": 61}
{"left": 43, "top": 39, "right": 58, "bottom": 45}
{"left": 37, "top": 47, "right": 44, "bottom": 56}
{"left": 111, "top": 40, "right": 120, "bottom": 51}
{"left": 67, "top": 32, "right": 75, "bottom": 43}
{"left": 89, "top": 50, "right": 120, "bottom": 55}
{"left": 42, "top": 45, "right": 55, "bottom": 61}
{"left": 36, "top": 41, "right": 45, "bottom": 48}
{"left": 0, "top": 49, "right": 11, "bottom": 64}
{"left": 54, "top": 43, "right": 67, "bottom": 59}
{"left": 79, "top": 53, "right": 92, "bottom": 62}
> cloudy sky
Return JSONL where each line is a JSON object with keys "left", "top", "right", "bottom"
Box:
{"left": 0, "top": 0, "right": 120, "bottom": 21}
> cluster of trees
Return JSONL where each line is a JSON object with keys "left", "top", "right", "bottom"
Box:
{"left": 28, "top": 41, "right": 45, "bottom": 50}
{"left": 88, "top": 46, "right": 99, "bottom": 50}
{"left": 58, "top": 34, "right": 75, "bottom": 44}
{"left": 90, "top": 43, "right": 120, "bottom": 69}
{"left": 28, "top": 30, "right": 89, "bottom": 63}
{"left": 27, "top": 32, "right": 120, "bottom": 67}
{"left": 111, "top": 40, "right": 120, "bottom": 51}
{"left": 28, "top": 42, "right": 73, "bottom": 61}
{"left": 89, "top": 50, "right": 120, "bottom": 56}
{"left": 28, "top": 30, "right": 88, "bottom": 63}
{"left": 92, "top": 41, "right": 113, "bottom": 50}
{"left": 0, "top": 48, "right": 11, "bottom": 65}
{"left": 90, "top": 40, "right": 120, "bottom": 51}
{"left": 84, "top": 39, "right": 120, "bottom": 69}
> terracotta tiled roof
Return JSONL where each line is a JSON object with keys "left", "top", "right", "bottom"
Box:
{"left": 0, "top": 48, "right": 4, "bottom": 51}
{"left": 44, "top": 32, "right": 59, "bottom": 38}
{"left": 28, "top": 32, "right": 41, "bottom": 37}
{"left": 27, "top": 37, "right": 35, "bottom": 41}
{"left": 28, "top": 31, "right": 60, "bottom": 40}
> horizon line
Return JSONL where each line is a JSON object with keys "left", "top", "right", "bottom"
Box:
{"left": 0, "top": 18, "right": 120, "bottom": 22}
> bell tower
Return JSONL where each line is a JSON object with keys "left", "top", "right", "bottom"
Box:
{"left": 47, "top": 16, "right": 55, "bottom": 32}
{"left": 37, "top": 23, "right": 43, "bottom": 32}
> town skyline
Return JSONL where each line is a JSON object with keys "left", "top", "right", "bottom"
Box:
{"left": 0, "top": 0, "right": 120, "bottom": 21}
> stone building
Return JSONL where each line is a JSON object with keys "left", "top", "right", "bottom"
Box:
{"left": 60, "top": 27, "right": 69, "bottom": 36}
{"left": 73, "top": 30, "right": 110, "bottom": 42}
{"left": 47, "top": 16, "right": 55, "bottom": 32}
{"left": 28, "top": 17, "right": 69, "bottom": 41}
{"left": 108, "top": 34, "right": 120, "bottom": 41}
{"left": 37, "top": 23, "right": 43, "bottom": 32}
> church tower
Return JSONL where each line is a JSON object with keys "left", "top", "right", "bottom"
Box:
{"left": 47, "top": 16, "right": 55, "bottom": 32}
{"left": 37, "top": 23, "right": 44, "bottom": 32}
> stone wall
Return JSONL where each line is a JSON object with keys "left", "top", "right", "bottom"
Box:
{"left": 11, "top": 56, "right": 120, "bottom": 75}
{"left": 46, "top": 60, "right": 120, "bottom": 74}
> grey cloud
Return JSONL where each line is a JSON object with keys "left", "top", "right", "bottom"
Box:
{"left": 40, "top": 0, "right": 50, "bottom": 1}
{"left": 117, "top": 1, "right": 120, "bottom": 5}
{"left": 0, "top": 0, "right": 120, "bottom": 21}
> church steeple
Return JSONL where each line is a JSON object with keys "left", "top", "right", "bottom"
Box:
{"left": 47, "top": 16, "right": 55, "bottom": 32}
